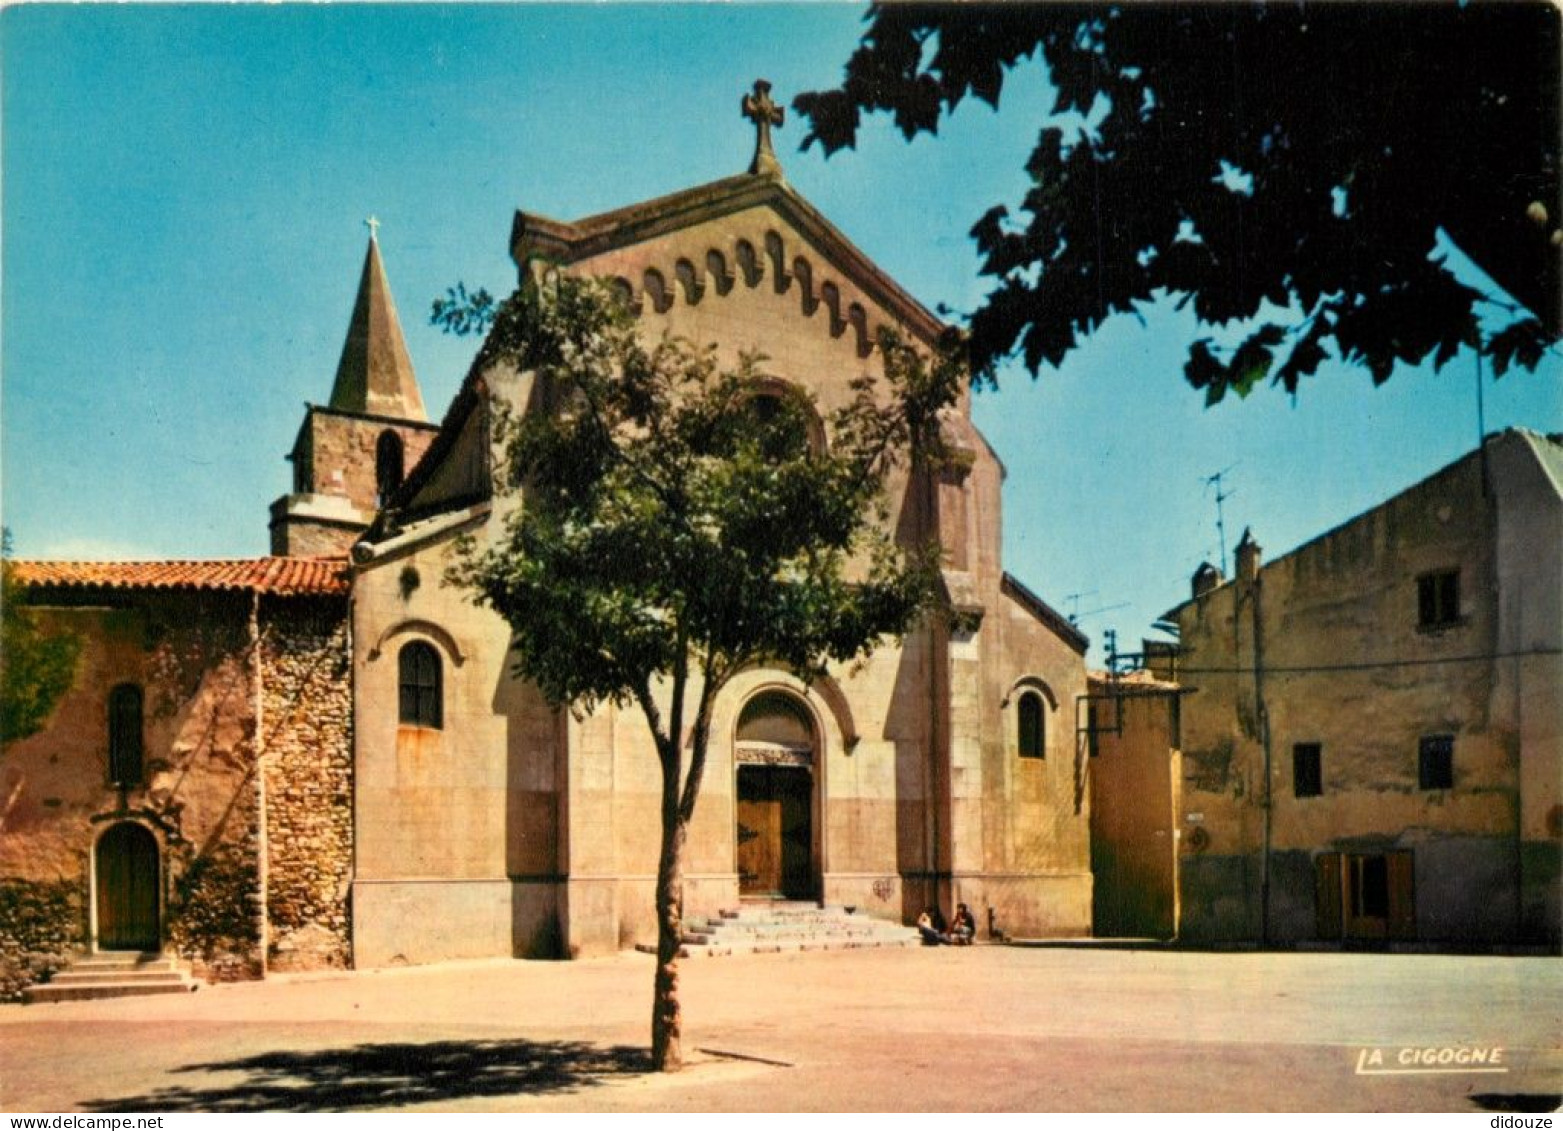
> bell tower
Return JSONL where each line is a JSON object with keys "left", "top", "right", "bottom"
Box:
{"left": 270, "top": 223, "right": 441, "bottom": 557}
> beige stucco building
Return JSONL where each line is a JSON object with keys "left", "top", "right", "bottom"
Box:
{"left": 346, "top": 133, "right": 1094, "bottom": 964}
{"left": 1163, "top": 430, "right": 1562, "bottom": 947}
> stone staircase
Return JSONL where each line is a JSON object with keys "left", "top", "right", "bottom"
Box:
{"left": 638, "top": 902, "right": 922, "bottom": 959}
{"left": 22, "top": 953, "right": 197, "bottom": 1004}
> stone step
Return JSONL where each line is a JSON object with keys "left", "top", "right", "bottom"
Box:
{"left": 637, "top": 936, "right": 920, "bottom": 959}
{"left": 61, "top": 954, "right": 177, "bottom": 973}
{"left": 23, "top": 979, "right": 195, "bottom": 1004}
{"left": 664, "top": 905, "right": 920, "bottom": 956}
{"left": 48, "top": 969, "right": 188, "bottom": 986}
{"left": 21, "top": 952, "right": 197, "bottom": 1003}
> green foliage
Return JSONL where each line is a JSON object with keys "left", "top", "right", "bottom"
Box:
{"left": 796, "top": 4, "right": 1560, "bottom": 399}
{"left": 448, "top": 277, "right": 959, "bottom": 731}
{"left": 0, "top": 878, "right": 81, "bottom": 1001}
{"left": 1, "top": 531, "right": 82, "bottom": 744}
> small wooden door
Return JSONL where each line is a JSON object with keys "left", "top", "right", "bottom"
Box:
{"left": 736, "top": 766, "right": 813, "bottom": 898}
{"left": 1317, "top": 850, "right": 1415, "bottom": 942}
{"left": 96, "top": 823, "right": 160, "bottom": 951}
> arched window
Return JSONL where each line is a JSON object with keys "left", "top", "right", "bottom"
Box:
{"left": 376, "top": 430, "right": 405, "bottom": 507}
{"left": 1018, "top": 690, "right": 1045, "bottom": 759}
{"left": 398, "top": 641, "right": 442, "bottom": 729}
{"left": 737, "top": 691, "right": 815, "bottom": 750}
{"left": 108, "top": 683, "right": 144, "bottom": 785}
{"left": 740, "top": 385, "right": 824, "bottom": 461}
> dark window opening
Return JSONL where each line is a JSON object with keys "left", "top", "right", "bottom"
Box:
{"left": 1351, "top": 854, "right": 1390, "bottom": 919}
{"left": 1018, "top": 691, "right": 1045, "bottom": 759}
{"left": 1293, "top": 742, "right": 1322, "bottom": 798}
{"left": 1418, "top": 734, "right": 1454, "bottom": 790}
{"left": 398, "top": 641, "right": 442, "bottom": 729}
{"left": 376, "top": 430, "right": 405, "bottom": 508}
{"left": 1417, "top": 570, "right": 1460, "bottom": 629}
{"left": 743, "top": 391, "right": 813, "bottom": 461}
{"left": 108, "top": 683, "right": 144, "bottom": 786}
{"left": 1086, "top": 702, "right": 1100, "bottom": 758}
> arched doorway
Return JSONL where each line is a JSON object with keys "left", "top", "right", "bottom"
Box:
{"left": 735, "top": 691, "right": 817, "bottom": 900}
{"left": 96, "top": 822, "right": 160, "bottom": 952}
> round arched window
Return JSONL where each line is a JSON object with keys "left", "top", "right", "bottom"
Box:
{"left": 398, "top": 641, "right": 442, "bottom": 729}
{"left": 1018, "top": 690, "right": 1046, "bottom": 760}
{"left": 737, "top": 691, "right": 815, "bottom": 752}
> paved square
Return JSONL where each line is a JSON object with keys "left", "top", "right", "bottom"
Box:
{"left": 2, "top": 947, "right": 1558, "bottom": 1112}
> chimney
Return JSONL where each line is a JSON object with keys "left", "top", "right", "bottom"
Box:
{"left": 1192, "top": 562, "right": 1224, "bottom": 599}
{"left": 1235, "top": 527, "right": 1262, "bottom": 583}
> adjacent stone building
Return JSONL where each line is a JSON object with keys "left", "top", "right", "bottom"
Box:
{"left": 1164, "top": 430, "right": 1562, "bottom": 947}
{"left": 345, "top": 93, "right": 1095, "bottom": 963}
{"left": 0, "top": 560, "right": 351, "bottom": 998}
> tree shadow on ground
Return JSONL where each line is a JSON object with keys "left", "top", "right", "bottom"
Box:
{"left": 82, "top": 1038, "right": 651, "bottom": 1112}
{"left": 1469, "top": 1094, "right": 1563, "bottom": 1113}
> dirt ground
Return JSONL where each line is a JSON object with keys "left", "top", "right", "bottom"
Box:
{"left": 2, "top": 945, "right": 1558, "bottom": 1112}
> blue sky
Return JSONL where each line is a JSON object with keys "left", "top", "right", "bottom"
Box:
{"left": 3, "top": 4, "right": 1558, "bottom": 657}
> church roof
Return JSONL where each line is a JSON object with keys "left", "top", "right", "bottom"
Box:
{"left": 10, "top": 557, "right": 349, "bottom": 596}
{"left": 1001, "top": 572, "right": 1090, "bottom": 655}
{"left": 511, "top": 173, "right": 946, "bottom": 346}
{"left": 327, "top": 234, "right": 427, "bottom": 421}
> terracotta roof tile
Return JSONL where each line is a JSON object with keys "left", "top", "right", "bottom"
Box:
{"left": 9, "top": 558, "right": 349, "bottom": 596}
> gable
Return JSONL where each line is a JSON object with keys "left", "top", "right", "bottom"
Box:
{"left": 364, "top": 174, "right": 957, "bottom": 550}
{"left": 514, "top": 175, "right": 947, "bottom": 363}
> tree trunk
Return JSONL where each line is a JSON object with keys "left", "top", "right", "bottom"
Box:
{"left": 650, "top": 809, "right": 688, "bottom": 1071}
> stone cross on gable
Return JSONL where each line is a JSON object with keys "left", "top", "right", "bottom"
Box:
{"left": 742, "top": 79, "right": 785, "bottom": 178}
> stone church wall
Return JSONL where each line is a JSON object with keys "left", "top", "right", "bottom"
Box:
{"left": 350, "top": 528, "right": 564, "bottom": 968}
{"left": 259, "top": 595, "right": 354, "bottom": 970}
{"left": 0, "top": 588, "right": 354, "bottom": 997}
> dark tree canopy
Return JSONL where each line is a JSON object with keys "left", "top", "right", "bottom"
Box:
{"left": 797, "top": 3, "right": 1561, "bottom": 401}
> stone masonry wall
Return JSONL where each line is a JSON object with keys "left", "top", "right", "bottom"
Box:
{"left": 0, "top": 878, "right": 82, "bottom": 1001}
{"left": 259, "top": 595, "right": 354, "bottom": 970}
{"left": 0, "top": 593, "right": 265, "bottom": 990}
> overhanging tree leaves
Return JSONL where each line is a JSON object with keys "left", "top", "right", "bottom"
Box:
{"left": 436, "top": 277, "right": 959, "bottom": 1071}
{"left": 796, "top": 3, "right": 1561, "bottom": 401}
{"left": 1, "top": 530, "right": 82, "bottom": 744}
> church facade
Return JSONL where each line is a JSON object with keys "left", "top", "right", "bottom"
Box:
{"left": 2, "top": 97, "right": 1093, "bottom": 988}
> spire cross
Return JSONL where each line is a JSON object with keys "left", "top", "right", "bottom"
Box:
{"left": 364, "top": 215, "right": 381, "bottom": 240}
{"left": 742, "top": 79, "right": 785, "bottom": 178}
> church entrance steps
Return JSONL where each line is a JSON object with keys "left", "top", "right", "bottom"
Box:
{"left": 22, "top": 953, "right": 197, "bottom": 1004}
{"left": 635, "top": 904, "right": 921, "bottom": 959}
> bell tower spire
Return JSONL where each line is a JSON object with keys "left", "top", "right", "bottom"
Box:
{"left": 270, "top": 223, "right": 441, "bottom": 557}
{"left": 327, "top": 221, "right": 427, "bottom": 421}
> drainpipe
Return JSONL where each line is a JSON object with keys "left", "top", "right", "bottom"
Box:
{"left": 1254, "top": 581, "right": 1272, "bottom": 948}
{"left": 1235, "top": 530, "right": 1271, "bottom": 947}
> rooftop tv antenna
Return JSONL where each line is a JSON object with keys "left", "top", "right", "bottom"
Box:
{"left": 1203, "top": 465, "right": 1237, "bottom": 575}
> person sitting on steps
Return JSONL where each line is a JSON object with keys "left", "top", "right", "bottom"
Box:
{"left": 949, "top": 902, "right": 976, "bottom": 946}
{"left": 916, "top": 906, "right": 948, "bottom": 946}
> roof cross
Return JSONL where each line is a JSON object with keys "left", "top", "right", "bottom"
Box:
{"left": 364, "top": 215, "right": 381, "bottom": 240}
{"left": 742, "top": 79, "right": 785, "bottom": 178}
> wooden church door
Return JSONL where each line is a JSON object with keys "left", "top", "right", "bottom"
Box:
{"left": 737, "top": 766, "right": 813, "bottom": 899}
{"left": 96, "top": 823, "right": 160, "bottom": 951}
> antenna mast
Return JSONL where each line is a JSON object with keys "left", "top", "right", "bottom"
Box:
{"left": 1203, "top": 466, "right": 1237, "bottom": 575}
